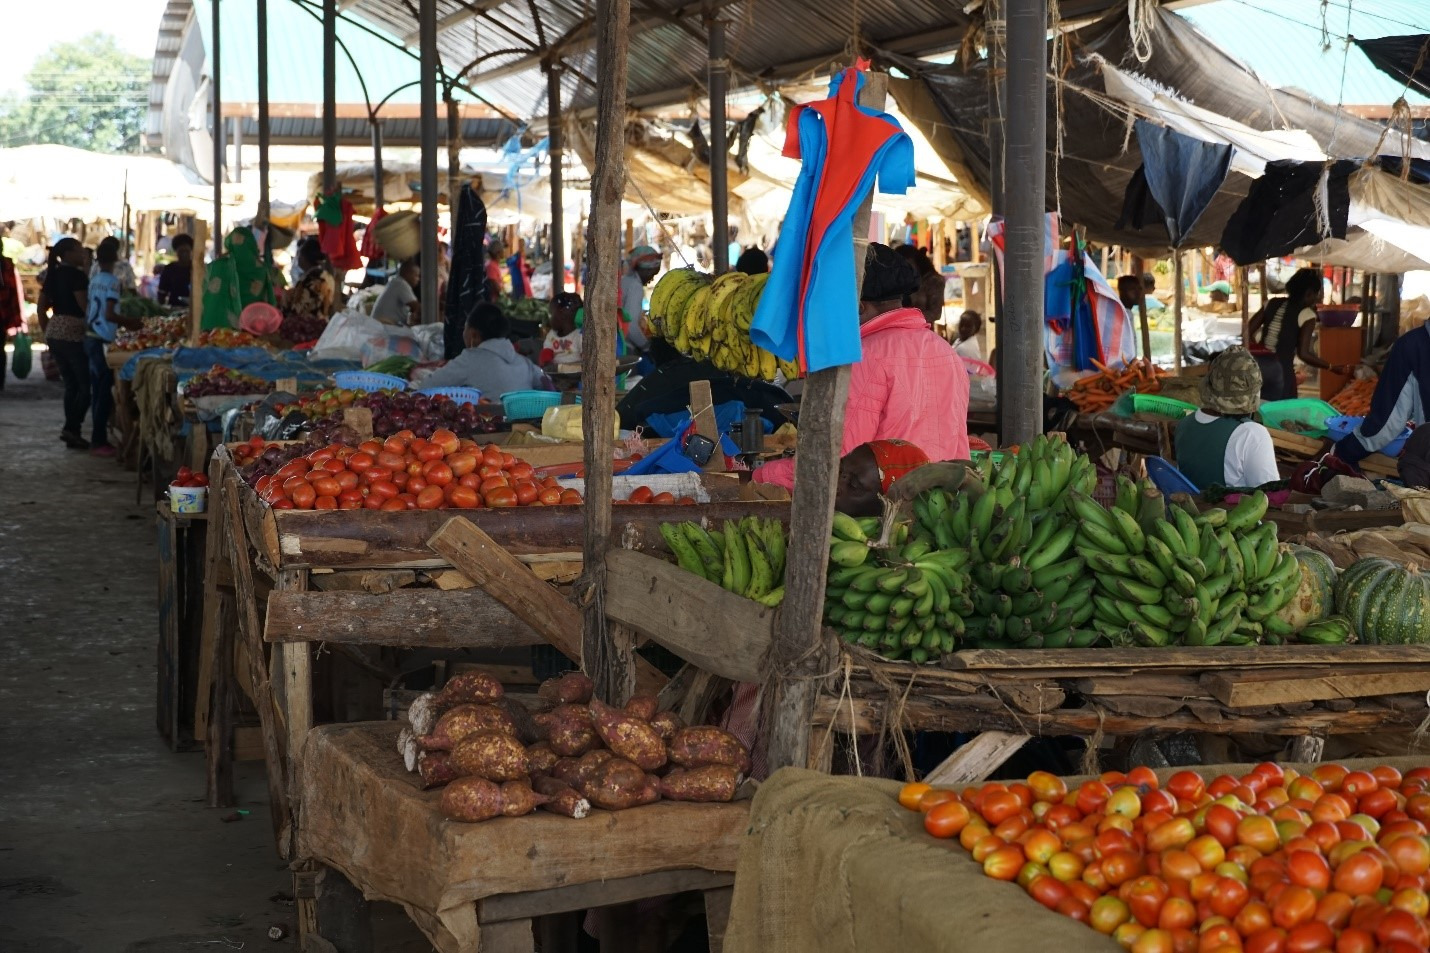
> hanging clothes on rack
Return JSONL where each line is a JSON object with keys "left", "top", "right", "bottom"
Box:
{"left": 444, "top": 184, "right": 489, "bottom": 360}
{"left": 314, "top": 190, "right": 363, "bottom": 272}
{"left": 750, "top": 65, "right": 915, "bottom": 373}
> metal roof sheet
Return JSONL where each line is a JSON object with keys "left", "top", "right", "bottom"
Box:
{"left": 1177, "top": 0, "right": 1430, "bottom": 109}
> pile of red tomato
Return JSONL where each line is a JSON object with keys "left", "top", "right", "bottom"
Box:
{"left": 901, "top": 762, "right": 1430, "bottom": 953}
{"left": 170, "top": 466, "right": 210, "bottom": 489}
{"left": 619, "top": 485, "right": 696, "bottom": 506}
{"left": 253, "top": 429, "right": 585, "bottom": 511}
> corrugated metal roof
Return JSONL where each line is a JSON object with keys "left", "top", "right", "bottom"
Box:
{"left": 1178, "top": 0, "right": 1430, "bottom": 108}
{"left": 233, "top": 115, "right": 516, "bottom": 145}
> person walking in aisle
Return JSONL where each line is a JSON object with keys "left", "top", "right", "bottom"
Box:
{"left": 85, "top": 238, "right": 144, "bottom": 457}
{"left": 36, "top": 238, "right": 92, "bottom": 449}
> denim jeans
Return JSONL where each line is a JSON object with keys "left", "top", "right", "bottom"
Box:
{"left": 84, "top": 337, "right": 114, "bottom": 447}
{"left": 48, "top": 339, "right": 90, "bottom": 435}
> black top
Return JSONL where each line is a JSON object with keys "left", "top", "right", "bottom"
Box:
{"left": 617, "top": 356, "right": 793, "bottom": 432}
{"left": 158, "top": 261, "right": 191, "bottom": 305}
{"left": 43, "top": 265, "right": 88, "bottom": 317}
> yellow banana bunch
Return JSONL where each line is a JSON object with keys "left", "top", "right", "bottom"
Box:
{"left": 644, "top": 267, "right": 799, "bottom": 382}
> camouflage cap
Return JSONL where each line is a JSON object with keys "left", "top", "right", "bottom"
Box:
{"left": 1200, "top": 346, "right": 1263, "bottom": 416}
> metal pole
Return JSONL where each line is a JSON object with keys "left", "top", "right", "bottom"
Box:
{"left": 707, "top": 16, "right": 729, "bottom": 273}
{"left": 986, "top": 0, "right": 1005, "bottom": 406}
{"left": 419, "top": 0, "right": 439, "bottom": 324}
{"left": 211, "top": 0, "right": 223, "bottom": 258}
{"left": 547, "top": 64, "right": 565, "bottom": 294}
{"left": 230, "top": 116, "right": 243, "bottom": 181}
{"left": 323, "top": 0, "right": 337, "bottom": 195}
{"left": 1173, "top": 252, "right": 1185, "bottom": 372}
{"left": 370, "top": 118, "right": 385, "bottom": 212}
{"left": 258, "top": 0, "right": 271, "bottom": 237}
{"left": 998, "top": 0, "right": 1045, "bottom": 445}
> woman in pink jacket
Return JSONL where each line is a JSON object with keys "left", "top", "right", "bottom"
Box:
{"left": 753, "top": 243, "right": 970, "bottom": 489}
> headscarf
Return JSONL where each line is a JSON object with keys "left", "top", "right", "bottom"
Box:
{"left": 628, "top": 245, "right": 661, "bottom": 269}
{"left": 861, "top": 242, "right": 920, "bottom": 302}
{"left": 1200, "top": 346, "right": 1262, "bottom": 417}
{"left": 867, "top": 439, "right": 930, "bottom": 492}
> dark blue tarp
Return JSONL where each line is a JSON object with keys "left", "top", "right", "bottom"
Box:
{"left": 1354, "top": 35, "right": 1430, "bottom": 98}
{"left": 1129, "top": 119, "right": 1232, "bottom": 248}
{"left": 444, "top": 184, "right": 489, "bottom": 360}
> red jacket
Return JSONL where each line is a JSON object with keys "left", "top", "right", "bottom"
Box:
{"left": 754, "top": 307, "right": 970, "bottom": 489}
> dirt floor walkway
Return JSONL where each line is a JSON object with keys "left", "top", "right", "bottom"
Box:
{"left": 0, "top": 366, "right": 291, "bottom": 951}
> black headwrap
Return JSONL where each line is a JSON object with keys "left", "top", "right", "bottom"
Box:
{"left": 861, "top": 242, "right": 920, "bottom": 302}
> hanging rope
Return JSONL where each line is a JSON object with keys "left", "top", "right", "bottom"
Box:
{"left": 1127, "top": 0, "right": 1156, "bottom": 64}
{"left": 1049, "top": 0, "right": 1068, "bottom": 216}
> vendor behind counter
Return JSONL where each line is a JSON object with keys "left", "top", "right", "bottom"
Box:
{"left": 617, "top": 337, "right": 793, "bottom": 432}
{"left": 1173, "top": 346, "right": 1279, "bottom": 492}
{"left": 1334, "top": 324, "right": 1430, "bottom": 477}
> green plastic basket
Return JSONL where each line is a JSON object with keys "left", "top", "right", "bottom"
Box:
{"left": 1112, "top": 392, "right": 1197, "bottom": 421}
{"left": 1259, "top": 398, "right": 1339, "bottom": 437}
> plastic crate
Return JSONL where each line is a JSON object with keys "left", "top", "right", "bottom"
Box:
{"left": 334, "top": 370, "right": 407, "bottom": 392}
{"left": 1326, "top": 415, "right": 1413, "bottom": 456}
{"left": 1112, "top": 393, "right": 1197, "bottom": 421}
{"left": 417, "top": 386, "right": 483, "bottom": 406}
{"left": 501, "top": 389, "right": 568, "bottom": 419}
{"left": 1260, "top": 398, "right": 1339, "bottom": 437}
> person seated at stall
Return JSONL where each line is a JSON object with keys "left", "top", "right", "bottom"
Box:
{"left": 1173, "top": 346, "right": 1279, "bottom": 491}
{"left": 1332, "top": 322, "right": 1430, "bottom": 473}
{"left": 616, "top": 337, "right": 793, "bottom": 432}
{"left": 285, "top": 237, "right": 338, "bottom": 320}
{"left": 420, "top": 302, "right": 547, "bottom": 395}
{"left": 1248, "top": 266, "right": 1349, "bottom": 401}
{"left": 157, "top": 234, "right": 193, "bottom": 306}
{"left": 734, "top": 247, "right": 769, "bottom": 276}
{"left": 371, "top": 257, "right": 419, "bottom": 326}
{"left": 835, "top": 439, "right": 930, "bottom": 517}
{"left": 752, "top": 243, "right": 970, "bottom": 490}
{"left": 953, "top": 310, "right": 983, "bottom": 360}
{"left": 539, "top": 292, "right": 584, "bottom": 370}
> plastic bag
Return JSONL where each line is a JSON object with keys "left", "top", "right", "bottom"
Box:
{"left": 10, "top": 331, "right": 31, "bottom": 378}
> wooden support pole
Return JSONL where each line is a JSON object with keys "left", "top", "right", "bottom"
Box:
{"left": 211, "top": 0, "right": 224, "bottom": 258}
{"left": 707, "top": 16, "right": 730, "bottom": 274}
{"left": 579, "top": 0, "right": 631, "bottom": 705}
{"left": 547, "top": 63, "right": 565, "bottom": 293}
{"left": 1134, "top": 255, "right": 1152, "bottom": 363}
{"left": 190, "top": 220, "right": 208, "bottom": 342}
{"left": 1173, "top": 253, "right": 1185, "bottom": 373}
{"left": 257, "top": 0, "right": 270, "bottom": 230}
{"left": 765, "top": 71, "right": 887, "bottom": 773}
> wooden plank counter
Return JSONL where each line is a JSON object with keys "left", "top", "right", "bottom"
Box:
{"left": 298, "top": 722, "right": 748, "bottom": 953}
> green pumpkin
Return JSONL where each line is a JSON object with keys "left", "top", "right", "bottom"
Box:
{"left": 1276, "top": 545, "right": 1338, "bottom": 632}
{"left": 1334, "top": 558, "right": 1430, "bottom": 644}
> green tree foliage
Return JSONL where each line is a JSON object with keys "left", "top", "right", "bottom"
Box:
{"left": 0, "top": 34, "right": 148, "bottom": 153}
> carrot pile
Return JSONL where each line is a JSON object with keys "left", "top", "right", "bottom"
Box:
{"left": 1064, "top": 359, "right": 1170, "bottom": 413}
{"left": 1330, "top": 377, "right": 1377, "bottom": 416}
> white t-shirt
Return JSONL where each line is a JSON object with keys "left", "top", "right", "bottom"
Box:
{"left": 1191, "top": 411, "right": 1280, "bottom": 488}
{"left": 371, "top": 276, "right": 417, "bottom": 325}
{"left": 543, "top": 327, "right": 583, "bottom": 366}
{"left": 953, "top": 336, "right": 982, "bottom": 361}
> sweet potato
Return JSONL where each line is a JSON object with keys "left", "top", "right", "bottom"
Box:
{"left": 418, "top": 704, "right": 516, "bottom": 751}
{"left": 583, "top": 758, "right": 660, "bottom": 811}
{"left": 450, "top": 730, "right": 529, "bottom": 782}
{"left": 648, "top": 710, "right": 684, "bottom": 744}
{"left": 436, "top": 671, "right": 504, "bottom": 706}
{"left": 498, "top": 780, "right": 550, "bottom": 817}
{"left": 571, "top": 749, "right": 614, "bottom": 789}
{"left": 534, "top": 704, "right": 597, "bottom": 757}
{"left": 589, "top": 698, "right": 667, "bottom": 771}
{"left": 537, "top": 671, "right": 594, "bottom": 705}
{"left": 531, "top": 775, "right": 591, "bottom": 819}
{"left": 440, "top": 777, "right": 504, "bottom": 822}
{"left": 658, "top": 764, "right": 740, "bottom": 803}
{"left": 524, "top": 742, "right": 559, "bottom": 776}
{"left": 550, "top": 756, "right": 584, "bottom": 787}
{"left": 668, "top": 726, "right": 750, "bottom": 773}
{"left": 418, "top": 751, "right": 461, "bottom": 790}
{"left": 623, "top": 694, "right": 659, "bottom": 721}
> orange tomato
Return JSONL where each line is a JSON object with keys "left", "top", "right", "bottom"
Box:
{"left": 1333, "top": 852, "right": 1385, "bottom": 896}
{"left": 923, "top": 800, "right": 972, "bottom": 839}
{"left": 485, "top": 486, "right": 519, "bottom": 508}
{"left": 448, "top": 485, "right": 480, "bottom": 509}
{"left": 628, "top": 484, "right": 654, "bottom": 505}
{"left": 898, "top": 782, "right": 932, "bottom": 811}
{"left": 513, "top": 481, "right": 540, "bottom": 505}
{"left": 559, "top": 489, "right": 583, "bottom": 504}
{"left": 416, "top": 485, "right": 445, "bottom": 510}
{"left": 651, "top": 491, "right": 676, "bottom": 504}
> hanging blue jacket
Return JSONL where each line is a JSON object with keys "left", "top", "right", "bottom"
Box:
{"left": 750, "top": 68, "right": 914, "bottom": 373}
{"left": 1335, "top": 325, "right": 1430, "bottom": 465}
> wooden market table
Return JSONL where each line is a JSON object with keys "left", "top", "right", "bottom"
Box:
{"left": 298, "top": 722, "right": 746, "bottom": 953}
{"left": 723, "top": 758, "right": 1430, "bottom": 953}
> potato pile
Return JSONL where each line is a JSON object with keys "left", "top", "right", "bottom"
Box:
{"left": 397, "top": 671, "right": 751, "bottom": 824}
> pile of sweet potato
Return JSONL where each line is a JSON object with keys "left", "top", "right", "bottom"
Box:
{"left": 396, "top": 670, "right": 751, "bottom": 824}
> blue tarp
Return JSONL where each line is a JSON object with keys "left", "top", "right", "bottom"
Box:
{"left": 120, "top": 346, "right": 360, "bottom": 384}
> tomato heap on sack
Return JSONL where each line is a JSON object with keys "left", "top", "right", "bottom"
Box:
{"left": 253, "top": 429, "right": 584, "bottom": 511}
{"left": 901, "top": 763, "right": 1430, "bottom": 953}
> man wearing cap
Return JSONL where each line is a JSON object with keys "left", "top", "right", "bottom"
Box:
{"left": 752, "top": 242, "right": 970, "bottom": 489}
{"left": 1173, "top": 346, "right": 1279, "bottom": 491}
{"left": 621, "top": 246, "right": 662, "bottom": 352}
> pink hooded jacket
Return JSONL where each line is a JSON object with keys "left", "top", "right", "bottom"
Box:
{"left": 753, "top": 307, "right": 971, "bottom": 489}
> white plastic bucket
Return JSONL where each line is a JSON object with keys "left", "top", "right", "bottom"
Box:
{"left": 170, "top": 484, "right": 208, "bottom": 514}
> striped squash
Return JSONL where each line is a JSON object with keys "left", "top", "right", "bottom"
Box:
{"left": 1334, "top": 558, "right": 1430, "bottom": 644}
{"left": 1276, "top": 545, "right": 1338, "bottom": 631}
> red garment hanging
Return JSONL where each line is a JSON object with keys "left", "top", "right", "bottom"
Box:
{"left": 318, "top": 195, "right": 363, "bottom": 271}
{"left": 360, "top": 207, "right": 388, "bottom": 262}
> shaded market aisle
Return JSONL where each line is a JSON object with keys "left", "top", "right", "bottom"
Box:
{"left": 0, "top": 366, "right": 290, "bottom": 952}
